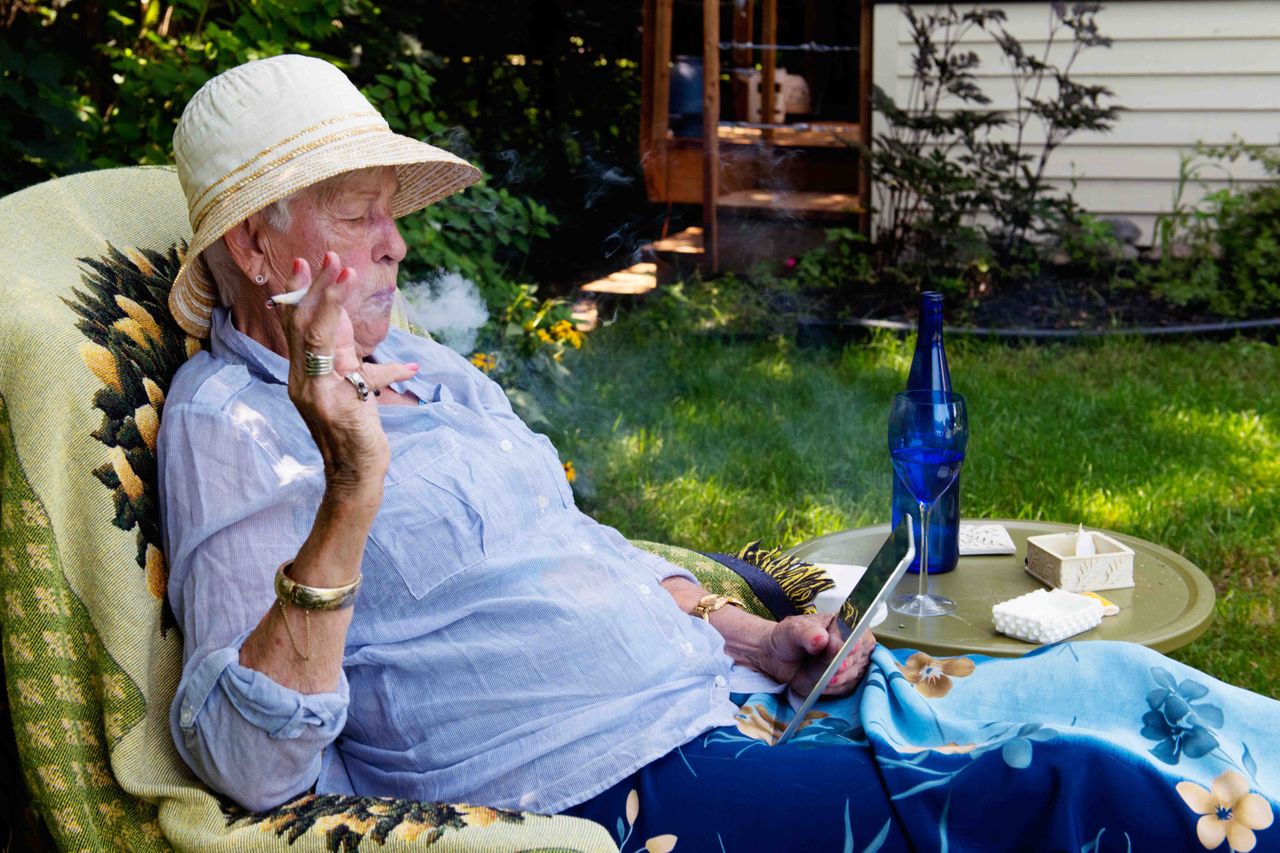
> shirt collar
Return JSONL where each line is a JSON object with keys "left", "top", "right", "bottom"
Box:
{"left": 207, "top": 305, "right": 422, "bottom": 393}
{"left": 209, "top": 306, "right": 290, "bottom": 384}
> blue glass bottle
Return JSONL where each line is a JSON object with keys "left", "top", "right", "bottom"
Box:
{"left": 891, "top": 291, "right": 961, "bottom": 574}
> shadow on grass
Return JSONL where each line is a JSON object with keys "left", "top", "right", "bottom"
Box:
{"left": 542, "top": 329, "right": 1279, "bottom": 697}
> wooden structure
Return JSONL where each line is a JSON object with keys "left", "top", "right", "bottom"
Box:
{"left": 640, "top": 0, "right": 873, "bottom": 272}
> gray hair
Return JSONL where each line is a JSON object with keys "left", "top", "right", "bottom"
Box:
{"left": 205, "top": 195, "right": 295, "bottom": 308}
{"left": 203, "top": 166, "right": 390, "bottom": 308}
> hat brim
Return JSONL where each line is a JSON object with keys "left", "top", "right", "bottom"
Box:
{"left": 169, "top": 130, "right": 482, "bottom": 338}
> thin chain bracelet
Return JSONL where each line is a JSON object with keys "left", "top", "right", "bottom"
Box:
{"left": 277, "top": 597, "right": 312, "bottom": 660}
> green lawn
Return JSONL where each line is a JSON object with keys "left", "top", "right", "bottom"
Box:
{"left": 544, "top": 319, "right": 1280, "bottom": 699}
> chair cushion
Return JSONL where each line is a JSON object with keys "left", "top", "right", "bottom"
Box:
{"left": 0, "top": 167, "right": 616, "bottom": 852}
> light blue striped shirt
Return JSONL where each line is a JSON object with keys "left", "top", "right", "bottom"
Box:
{"left": 160, "top": 308, "right": 777, "bottom": 814}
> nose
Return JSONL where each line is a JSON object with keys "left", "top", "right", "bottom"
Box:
{"left": 376, "top": 213, "right": 407, "bottom": 265}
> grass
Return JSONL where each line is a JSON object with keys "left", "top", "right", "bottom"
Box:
{"left": 541, "top": 317, "right": 1280, "bottom": 699}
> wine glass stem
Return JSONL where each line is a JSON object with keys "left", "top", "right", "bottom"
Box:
{"left": 917, "top": 501, "right": 931, "bottom": 599}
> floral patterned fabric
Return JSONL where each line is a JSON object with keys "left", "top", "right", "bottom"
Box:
{"left": 566, "top": 643, "right": 1278, "bottom": 852}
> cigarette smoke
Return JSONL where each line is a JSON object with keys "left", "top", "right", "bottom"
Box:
{"left": 400, "top": 273, "right": 490, "bottom": 355}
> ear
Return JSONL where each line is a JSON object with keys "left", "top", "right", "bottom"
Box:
{"left": 221, "top": 218, "right": 266, "bottom": 281}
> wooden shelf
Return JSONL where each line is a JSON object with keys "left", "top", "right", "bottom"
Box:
{"left": 648, "top": 227, "right": 704, "bottom": 255}
{"left": 717, "top": 190, "right": 862, "bottom": 218}
{"left": 579, "top": 262, "right": 659, "bottom": 295}
{"left": 664, "top": 122, "right": 863, "bottom": 150}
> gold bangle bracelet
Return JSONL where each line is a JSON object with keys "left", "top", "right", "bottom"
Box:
{"left": 274, "top": 560, "right": 362, "bottom": 611}
{"left": 691, "top": 594, "right": 745, "bottom": 621}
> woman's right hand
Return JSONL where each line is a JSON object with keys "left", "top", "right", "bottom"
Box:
{"left": 275, "top": 251, "right": 417, "bottom": 496}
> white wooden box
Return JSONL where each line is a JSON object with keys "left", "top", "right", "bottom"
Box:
{"left": 1024, "top": 531, "right": 1135, "bottom": 592}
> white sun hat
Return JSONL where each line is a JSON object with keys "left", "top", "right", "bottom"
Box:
{"left": 169, "top": 53, "right": 482, "bottom": 338}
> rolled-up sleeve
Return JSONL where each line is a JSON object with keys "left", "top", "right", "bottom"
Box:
{"left": 159, "top": 396, "right": 350, "bottom": 812}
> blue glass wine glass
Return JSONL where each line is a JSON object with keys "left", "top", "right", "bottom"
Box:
{"left": 887, "top": 389, "right": 968, "bottom": 617}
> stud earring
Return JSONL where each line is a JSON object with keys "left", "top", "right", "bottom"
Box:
{"left": 254, "top": 274, "right": 266, "bottom": 285}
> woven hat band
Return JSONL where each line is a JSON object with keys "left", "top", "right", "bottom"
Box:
{"left": 190, "top": 121, "right": 393, "bottom": 234}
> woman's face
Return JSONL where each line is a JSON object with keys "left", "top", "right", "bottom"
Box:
{"left": 262, "top": 167, "right": 407, "bottom": 356}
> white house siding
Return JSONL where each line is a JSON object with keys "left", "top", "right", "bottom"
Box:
{"left": 871, "top": 1, "right": 1280, "bottom": 243}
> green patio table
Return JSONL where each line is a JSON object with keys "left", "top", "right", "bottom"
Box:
{"left": 787, "top": 519, "right": 1216, "bottom": 658}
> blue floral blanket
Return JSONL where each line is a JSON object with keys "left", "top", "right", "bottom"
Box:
{"left": 568, "top": 642, "right": 1279, "bottom": 852}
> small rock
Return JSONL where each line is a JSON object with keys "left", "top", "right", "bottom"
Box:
{"left": 1102, "top": 217, "right": 1142, "bottom": 245}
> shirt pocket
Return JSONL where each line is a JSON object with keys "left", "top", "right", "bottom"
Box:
{"left": 367, "top": 433, "right": 511, "bottom": 599}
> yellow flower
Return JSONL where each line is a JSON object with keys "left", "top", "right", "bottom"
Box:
{"left": 1177, "top": 770, "right": 1274, "bottom": 852}
{"left": 896, "top": 652, "right": 975, "bottom": 699}
{"left": 113, "top": 317, "right": 152, "bottom": 349}
{"left": 142, "top": 377, "right": 165, "bottom": 407}
{"left": 134, "top": 403, "right": 159, "bottom": 451}
{"left": 108, "top": 446, "right": 144, "bottom": 501}
{"left": 734, "top": 702, "right": 827, "bottom": 745}
{"left": 469, "top": 352, "right": 497, "bottom": 373}
{"left": 562, "top": 460, "right": 576, "bottom": 483}
{"left": 536, "top": 328, "right": 553, "bottom": 344}
{"left": 79, "top": 341, "right": 122, "bottom": 391}
{"left": 113, "top": 295, "right": 163, "bottom": 343}
{"left": 145, "top": 545, "right": 167, "bottom": 600}
{"left": 456, "top": 805, "right": 499, "bottom": 827}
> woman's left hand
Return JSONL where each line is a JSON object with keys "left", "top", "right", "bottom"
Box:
{"left": 755, "top": 615, "right": 875, "bottom": 697}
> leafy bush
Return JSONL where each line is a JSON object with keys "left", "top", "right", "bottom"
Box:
{"left": 0, "top": 3, "right": 555, "bottom": 318}
{"left": 865, "top": 2, "right": 1121, "bottom": 288}
{"left": 1142, "top": 142, "right": 1280, "bottom": 318}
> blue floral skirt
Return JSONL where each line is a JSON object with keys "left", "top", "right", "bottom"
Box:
{"left": 563, "top": 643, "right": 1280, "bottom": 852}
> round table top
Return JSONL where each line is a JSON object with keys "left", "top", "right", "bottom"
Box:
{"left": 787, "top": 519, "right": 1217, "bottom": 657}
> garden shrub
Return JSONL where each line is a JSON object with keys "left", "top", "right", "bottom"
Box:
{"left": 0, "top": 1, "right": 556, "bottom": 322}
{"left": 863, "top": 2, "right": 1121, "bottom": 292}
{"left": 1144, "top": 141, "right": 1280, "bottom": 318}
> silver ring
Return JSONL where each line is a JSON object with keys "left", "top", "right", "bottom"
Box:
{"left": 344, "top": 371, "right": 370, "bottom": 402}
{"left": 304, "top": 351, "right": 335, "bottom": 377}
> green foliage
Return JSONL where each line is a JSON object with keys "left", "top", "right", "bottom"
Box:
{"left": 360, "top": 60, "right": 557, "bottom": 308}
{"left": 1142, "top": 141, "right": 1280, "bottom": 318}
{"left": 866, "top": 2, "right": 1121, "bottom": 289}
{"left": 0, "top": 2, "right": 556, "bottom": 324}
{"left": 1056, "top": 212, "right": 1129, "bottom": 277}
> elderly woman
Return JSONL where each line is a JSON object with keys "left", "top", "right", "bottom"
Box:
{"left": 163, "top": 56, "right": 1280, "bottom": 852}
{"left": 161, "top": 54, "right": 872, "bottom": 821}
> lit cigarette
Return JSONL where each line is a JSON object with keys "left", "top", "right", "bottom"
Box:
{"left": 269, "top": 287, "right": 310, "bottom": 306}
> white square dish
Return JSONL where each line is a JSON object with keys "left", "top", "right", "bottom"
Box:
{"left": 992, "top": 588, "right": 1104, "bottom": 644}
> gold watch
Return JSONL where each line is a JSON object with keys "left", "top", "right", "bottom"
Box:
{"left": 691, "top": 593, "right": 745, "bottom": 621}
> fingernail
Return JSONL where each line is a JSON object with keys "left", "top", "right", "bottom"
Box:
{"left": 265, "top": 299, "right": 275, "bottom": 308}
{"left": 829, "top": 675, "right": 840, "bottom": 686}
{"left": 293, "top": 258, "right": 304, "bottom": 275}
{"left": 406, "top": 362, "right": 419, "bottom": 372}
{"left": 320, "top": 253, "right": 332, "bottom": 269}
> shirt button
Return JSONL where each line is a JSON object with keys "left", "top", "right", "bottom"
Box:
{"left": 637, "top": 584, "right": 651, "bottom": 596}
{"left": 536, "top": 494, "right": 549, "bottom": 509}
{"left": 180, "top": 705, "right": 194, "bottom": 726}
{"left": 680, "top": 641, "right": 694, "bottom": 656}
{"left": 579, "top": 542, "right": 593, "bottom": 552}
{"left": 714, "top": 675, "right": 728, "bottom": 688}
{"left": 500, "top": 439, "right": 513, "bottom": 452}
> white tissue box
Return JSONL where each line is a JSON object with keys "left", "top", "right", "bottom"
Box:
{"left": 1025, "top": 531, "right": 1135, "bottom": 592}
{"left": 993, "top": 589, "right": 1104, "bottom": 644}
